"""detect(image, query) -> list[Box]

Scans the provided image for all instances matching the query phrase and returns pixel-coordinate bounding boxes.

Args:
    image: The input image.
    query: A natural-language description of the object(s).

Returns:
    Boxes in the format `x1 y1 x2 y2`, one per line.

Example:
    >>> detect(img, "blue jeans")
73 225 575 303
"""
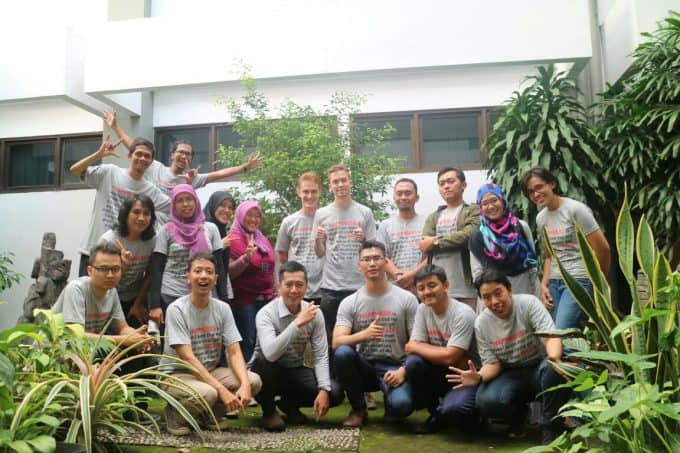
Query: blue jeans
334 345 414 418
475 359 570 427
404 354 477 421
548 278 593 329
232 298 267 362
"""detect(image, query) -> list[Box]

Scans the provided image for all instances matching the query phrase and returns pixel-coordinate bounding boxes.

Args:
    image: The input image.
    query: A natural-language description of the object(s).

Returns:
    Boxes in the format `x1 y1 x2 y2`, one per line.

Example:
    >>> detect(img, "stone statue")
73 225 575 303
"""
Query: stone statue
17 233 71 324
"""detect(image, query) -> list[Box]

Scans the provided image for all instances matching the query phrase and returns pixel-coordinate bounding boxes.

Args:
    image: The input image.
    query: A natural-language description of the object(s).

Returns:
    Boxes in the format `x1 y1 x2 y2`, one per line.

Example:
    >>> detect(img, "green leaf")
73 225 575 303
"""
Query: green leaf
26 436 56 453
8 440 32 453
636 216 656 284
547 128 558 151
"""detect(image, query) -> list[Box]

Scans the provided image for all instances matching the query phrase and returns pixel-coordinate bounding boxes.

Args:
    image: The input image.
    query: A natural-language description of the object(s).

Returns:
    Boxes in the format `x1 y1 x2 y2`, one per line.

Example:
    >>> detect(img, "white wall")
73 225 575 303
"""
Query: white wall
598 0 677 84
0 99 102 138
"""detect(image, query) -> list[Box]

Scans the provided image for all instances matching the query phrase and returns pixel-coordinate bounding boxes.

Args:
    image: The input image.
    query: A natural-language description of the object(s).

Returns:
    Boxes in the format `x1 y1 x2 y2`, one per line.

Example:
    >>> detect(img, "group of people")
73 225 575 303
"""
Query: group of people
51 110 611 445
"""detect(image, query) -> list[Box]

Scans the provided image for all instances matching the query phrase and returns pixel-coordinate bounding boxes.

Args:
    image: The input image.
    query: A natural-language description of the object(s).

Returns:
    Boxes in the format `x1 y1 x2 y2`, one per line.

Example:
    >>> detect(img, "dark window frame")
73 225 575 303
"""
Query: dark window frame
0 132 102 193
353 107 499 172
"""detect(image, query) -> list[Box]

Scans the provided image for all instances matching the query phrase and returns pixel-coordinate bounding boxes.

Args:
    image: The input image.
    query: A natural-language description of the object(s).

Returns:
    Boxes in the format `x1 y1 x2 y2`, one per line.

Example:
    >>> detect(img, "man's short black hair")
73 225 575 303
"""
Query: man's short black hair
278 260 308 282
414 264 448 285
187 252 215 272
359 240 386 256
436 166 466 183
129 137 155 158
89 241 122 265
394 177 418 193
474 269 512 296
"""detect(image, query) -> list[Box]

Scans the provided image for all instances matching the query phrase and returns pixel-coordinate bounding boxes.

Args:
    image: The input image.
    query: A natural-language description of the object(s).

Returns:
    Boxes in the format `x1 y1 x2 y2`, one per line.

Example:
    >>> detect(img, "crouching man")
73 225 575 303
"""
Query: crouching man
404 264 479 434
332 240 418 427
249 261 344 431
448 269 571 443
160 252 262 436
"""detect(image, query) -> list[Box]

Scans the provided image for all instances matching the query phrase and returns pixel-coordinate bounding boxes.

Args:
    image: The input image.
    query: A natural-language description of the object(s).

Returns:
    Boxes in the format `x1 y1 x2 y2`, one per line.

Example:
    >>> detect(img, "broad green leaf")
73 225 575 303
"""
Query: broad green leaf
617 189 636 285
569 350 656 366
26 436 56 453
0 352 14 390
8 440 32 453
636 216 656 289
547 128 558 151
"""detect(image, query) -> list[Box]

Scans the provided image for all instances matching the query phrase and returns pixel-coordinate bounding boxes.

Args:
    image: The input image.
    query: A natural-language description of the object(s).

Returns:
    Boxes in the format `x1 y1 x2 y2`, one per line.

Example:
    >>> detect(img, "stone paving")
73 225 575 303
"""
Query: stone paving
98 426 359 451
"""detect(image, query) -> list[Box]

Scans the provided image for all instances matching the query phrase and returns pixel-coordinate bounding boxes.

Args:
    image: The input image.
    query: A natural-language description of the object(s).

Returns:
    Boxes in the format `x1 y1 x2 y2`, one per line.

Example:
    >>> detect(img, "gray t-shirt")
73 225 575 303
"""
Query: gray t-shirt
161 295 241 372
336 284 418 364
154 222 223 298
52 276 125 334
145 160 209 195
251 297 331 391
433 206 476 299
275 211 324 298
475 294 555 368
537 197 600 280
80 164 170 254
99 230 156 301
312 201 376 291
410 299 479 365
470 219 539 297
377 214 425 273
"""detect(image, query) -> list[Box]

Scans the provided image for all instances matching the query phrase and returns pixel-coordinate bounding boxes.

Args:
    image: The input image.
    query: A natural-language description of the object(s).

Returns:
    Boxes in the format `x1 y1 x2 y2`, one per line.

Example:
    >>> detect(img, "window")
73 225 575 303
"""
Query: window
354 108 498 171
1 134 101 191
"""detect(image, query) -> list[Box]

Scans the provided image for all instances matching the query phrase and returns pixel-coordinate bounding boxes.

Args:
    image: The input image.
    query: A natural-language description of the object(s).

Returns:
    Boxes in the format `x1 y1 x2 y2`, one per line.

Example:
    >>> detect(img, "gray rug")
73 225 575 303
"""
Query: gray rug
98 426 359 451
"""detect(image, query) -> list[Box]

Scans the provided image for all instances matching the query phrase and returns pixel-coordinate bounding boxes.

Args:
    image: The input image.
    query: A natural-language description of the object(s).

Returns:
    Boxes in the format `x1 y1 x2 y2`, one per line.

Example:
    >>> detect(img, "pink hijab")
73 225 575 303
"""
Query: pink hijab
231 200 270 253
165 184 210 257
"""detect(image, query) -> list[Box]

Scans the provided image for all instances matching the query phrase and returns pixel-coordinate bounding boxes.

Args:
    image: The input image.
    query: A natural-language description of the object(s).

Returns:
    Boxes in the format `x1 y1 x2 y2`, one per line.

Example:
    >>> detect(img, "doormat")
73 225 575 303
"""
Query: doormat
98 426 360 451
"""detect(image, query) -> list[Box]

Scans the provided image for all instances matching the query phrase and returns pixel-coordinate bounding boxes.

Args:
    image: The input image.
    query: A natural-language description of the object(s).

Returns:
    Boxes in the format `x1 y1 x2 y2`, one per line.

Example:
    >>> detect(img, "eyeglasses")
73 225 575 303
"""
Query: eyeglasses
526 183 546 195
92 265 122 275
175 150 193 157
359 255 385 263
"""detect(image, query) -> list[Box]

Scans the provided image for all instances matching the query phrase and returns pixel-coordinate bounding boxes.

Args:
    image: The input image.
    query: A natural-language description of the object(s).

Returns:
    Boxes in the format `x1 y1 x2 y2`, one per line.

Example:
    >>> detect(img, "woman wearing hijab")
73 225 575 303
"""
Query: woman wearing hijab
469 183 539 297
148 184 229 327
204 190 237 299
229 200 276 362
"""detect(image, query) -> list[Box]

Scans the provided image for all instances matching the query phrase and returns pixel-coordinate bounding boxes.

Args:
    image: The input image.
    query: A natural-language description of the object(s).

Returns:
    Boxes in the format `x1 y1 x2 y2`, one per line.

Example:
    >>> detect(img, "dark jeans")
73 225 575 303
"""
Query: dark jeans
475 359 570 427
232 298 267 362
249 356 344 416
404 354 477 421
548 278 593 329
320 288 355 370
333 345 414 418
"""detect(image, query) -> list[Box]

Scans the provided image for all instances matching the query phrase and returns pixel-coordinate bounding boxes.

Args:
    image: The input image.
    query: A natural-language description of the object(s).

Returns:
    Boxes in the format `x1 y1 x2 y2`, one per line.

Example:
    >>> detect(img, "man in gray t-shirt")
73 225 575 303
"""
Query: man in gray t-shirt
249 261 344 432
378 178 426 291
447 269 571 441
332 240 417 427
276 172 324 301
52 242 153 347
312 164 377 352
161 252 262 436
404 265 479 434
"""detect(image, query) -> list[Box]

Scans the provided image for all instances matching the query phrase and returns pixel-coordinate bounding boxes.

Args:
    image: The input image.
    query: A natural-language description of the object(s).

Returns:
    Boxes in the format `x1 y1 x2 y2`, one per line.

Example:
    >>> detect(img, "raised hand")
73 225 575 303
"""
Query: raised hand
114 239 133 267
315 224 326 242
295 303 318 328
446 360 481 389
97 134 122 159
222 232 234 248
245 234 257 259
350 225 364 242
102 109 117 129
363 315 384 341
245 151 264 171
176 166 201 185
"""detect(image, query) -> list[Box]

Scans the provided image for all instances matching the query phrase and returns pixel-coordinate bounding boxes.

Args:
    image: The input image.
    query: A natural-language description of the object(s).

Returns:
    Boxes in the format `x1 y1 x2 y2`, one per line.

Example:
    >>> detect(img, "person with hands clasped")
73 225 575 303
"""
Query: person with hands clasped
332 240 418 428
446 269 571 444
249 261 344 432
160 253 262 436
102 109 263 195
229 200 276 362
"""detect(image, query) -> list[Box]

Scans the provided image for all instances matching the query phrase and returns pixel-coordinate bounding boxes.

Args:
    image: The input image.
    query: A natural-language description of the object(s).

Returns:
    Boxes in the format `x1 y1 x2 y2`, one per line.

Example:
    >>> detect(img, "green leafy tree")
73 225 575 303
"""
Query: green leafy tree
216 76 399 238
484 65 612 229
594 11 680 259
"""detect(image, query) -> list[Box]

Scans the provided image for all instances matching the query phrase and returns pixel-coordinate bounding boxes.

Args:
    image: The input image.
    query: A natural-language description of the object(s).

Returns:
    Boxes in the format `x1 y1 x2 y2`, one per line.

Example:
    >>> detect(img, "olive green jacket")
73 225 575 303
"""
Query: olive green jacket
422 202 481 286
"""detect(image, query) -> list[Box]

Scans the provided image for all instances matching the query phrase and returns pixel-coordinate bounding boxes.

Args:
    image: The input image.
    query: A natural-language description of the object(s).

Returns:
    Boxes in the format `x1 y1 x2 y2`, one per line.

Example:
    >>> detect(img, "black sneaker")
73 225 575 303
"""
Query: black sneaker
415 413 444 435
507 405 529 439
282 407 309 425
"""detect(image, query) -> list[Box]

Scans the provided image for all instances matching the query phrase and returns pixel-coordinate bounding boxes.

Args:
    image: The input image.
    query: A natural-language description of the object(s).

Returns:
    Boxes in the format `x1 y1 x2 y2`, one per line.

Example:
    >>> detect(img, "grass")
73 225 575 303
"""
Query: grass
113 394 540 452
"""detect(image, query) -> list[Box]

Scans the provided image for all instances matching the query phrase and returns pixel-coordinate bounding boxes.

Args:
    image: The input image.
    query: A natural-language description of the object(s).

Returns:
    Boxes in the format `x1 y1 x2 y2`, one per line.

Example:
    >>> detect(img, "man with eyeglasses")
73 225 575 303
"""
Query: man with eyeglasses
332 240 418 427
52 242 153 347
420 167 481 311
103 110 263 195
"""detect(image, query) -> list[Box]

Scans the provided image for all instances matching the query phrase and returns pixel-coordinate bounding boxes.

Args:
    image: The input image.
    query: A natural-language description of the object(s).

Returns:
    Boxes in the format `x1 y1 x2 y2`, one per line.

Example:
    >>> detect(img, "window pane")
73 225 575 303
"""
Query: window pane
216 125 257 169
8 142 55 187
488 110 502 134
62 137 101 185
422 113 480 166
356 118 412 167
157 128 210 171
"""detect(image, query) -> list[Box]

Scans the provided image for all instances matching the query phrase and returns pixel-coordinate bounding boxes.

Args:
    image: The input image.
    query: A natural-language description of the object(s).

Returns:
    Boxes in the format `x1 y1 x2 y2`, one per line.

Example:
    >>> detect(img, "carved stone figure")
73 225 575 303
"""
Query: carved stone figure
17 233 71 324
